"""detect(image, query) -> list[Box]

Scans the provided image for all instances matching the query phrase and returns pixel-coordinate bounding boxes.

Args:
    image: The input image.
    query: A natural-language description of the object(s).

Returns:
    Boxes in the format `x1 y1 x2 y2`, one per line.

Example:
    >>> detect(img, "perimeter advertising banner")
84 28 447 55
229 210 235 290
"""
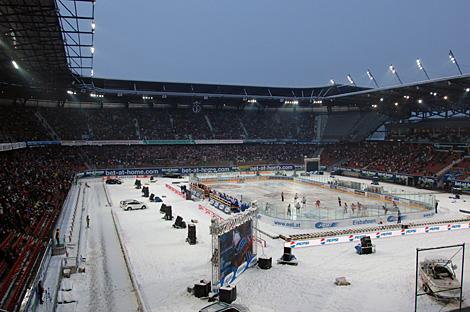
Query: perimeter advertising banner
80 164 298 177
218 220 256 286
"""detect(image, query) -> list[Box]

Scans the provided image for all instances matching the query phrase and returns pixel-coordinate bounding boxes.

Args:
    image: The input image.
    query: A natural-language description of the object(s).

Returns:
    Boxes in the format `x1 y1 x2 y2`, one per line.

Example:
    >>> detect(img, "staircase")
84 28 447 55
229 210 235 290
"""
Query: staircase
133 118 141 139
240 120 249 138
315 114 328 141
34 111 60 140
204 115 215 138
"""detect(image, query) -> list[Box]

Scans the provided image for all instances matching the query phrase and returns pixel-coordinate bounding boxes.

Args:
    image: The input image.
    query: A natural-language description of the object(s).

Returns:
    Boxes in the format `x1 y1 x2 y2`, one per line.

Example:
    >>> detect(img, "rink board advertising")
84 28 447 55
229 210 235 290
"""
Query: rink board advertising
80 164 297 177
218 220 256 286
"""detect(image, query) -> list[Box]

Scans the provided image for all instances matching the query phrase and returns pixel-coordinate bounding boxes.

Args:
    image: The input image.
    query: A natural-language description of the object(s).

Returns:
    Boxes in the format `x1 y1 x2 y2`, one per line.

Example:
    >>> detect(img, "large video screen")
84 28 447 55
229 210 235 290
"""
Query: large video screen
218 220 255 286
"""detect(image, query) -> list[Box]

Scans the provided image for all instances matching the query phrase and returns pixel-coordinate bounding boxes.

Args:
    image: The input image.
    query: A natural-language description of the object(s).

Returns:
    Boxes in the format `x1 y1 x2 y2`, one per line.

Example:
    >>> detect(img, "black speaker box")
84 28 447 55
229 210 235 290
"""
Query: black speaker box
219 285 237 304
187 223 196 244
164 205 173 220
194 280 211 298
258 257 272 270
283 247 292 255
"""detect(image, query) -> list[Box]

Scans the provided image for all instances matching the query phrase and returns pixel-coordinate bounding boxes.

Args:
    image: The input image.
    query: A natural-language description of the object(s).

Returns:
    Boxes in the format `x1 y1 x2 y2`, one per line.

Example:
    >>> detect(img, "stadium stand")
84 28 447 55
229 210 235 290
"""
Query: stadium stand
386 117 470 143
320 141 463 177
321 112 387 142
0 107 50 143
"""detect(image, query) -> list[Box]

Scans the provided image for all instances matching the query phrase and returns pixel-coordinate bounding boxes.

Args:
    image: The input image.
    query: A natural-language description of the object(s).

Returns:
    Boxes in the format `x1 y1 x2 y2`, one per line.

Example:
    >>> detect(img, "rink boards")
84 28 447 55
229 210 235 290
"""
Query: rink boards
285 221 470 249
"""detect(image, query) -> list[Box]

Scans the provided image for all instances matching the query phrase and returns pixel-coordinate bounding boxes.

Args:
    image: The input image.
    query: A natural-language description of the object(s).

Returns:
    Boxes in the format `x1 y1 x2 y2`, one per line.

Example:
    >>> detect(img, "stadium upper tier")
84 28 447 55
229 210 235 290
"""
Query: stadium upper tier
0 106 388 143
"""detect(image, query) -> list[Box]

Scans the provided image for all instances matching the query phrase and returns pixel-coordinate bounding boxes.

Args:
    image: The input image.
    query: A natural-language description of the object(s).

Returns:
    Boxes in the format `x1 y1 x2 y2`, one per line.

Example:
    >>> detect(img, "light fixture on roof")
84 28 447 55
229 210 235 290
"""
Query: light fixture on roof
285 99 299 105
394 102 398 106
418 99 423 104
91 21 96 31
346 74 356 86
389 64 403 84
142 95 153 100
66 90 76 95
466 88 470 92
366 69 379 88
371 104 378 108
416 58 430 80
247 99 257 104
90 46 95 54
380 97 384 102
91 69 94 77
448 49 463 75
329 79 335 85
312 99 322 104
403 95 410 99
11 60 19 69
443 96 448 100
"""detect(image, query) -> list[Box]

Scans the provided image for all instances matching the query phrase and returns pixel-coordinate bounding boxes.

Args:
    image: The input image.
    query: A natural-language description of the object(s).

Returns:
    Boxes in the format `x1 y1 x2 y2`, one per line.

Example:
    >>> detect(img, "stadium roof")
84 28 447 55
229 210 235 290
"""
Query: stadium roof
0 0 468 118
324 74 470 116
0 0 94 88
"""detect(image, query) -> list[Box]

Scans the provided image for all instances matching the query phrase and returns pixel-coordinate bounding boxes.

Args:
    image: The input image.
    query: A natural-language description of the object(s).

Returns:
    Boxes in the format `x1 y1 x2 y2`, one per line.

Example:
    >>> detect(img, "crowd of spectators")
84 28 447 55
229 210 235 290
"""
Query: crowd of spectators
0 147 85 310
0 107 49 142
1 106 317 142
320 141 462 177
81 144 316 168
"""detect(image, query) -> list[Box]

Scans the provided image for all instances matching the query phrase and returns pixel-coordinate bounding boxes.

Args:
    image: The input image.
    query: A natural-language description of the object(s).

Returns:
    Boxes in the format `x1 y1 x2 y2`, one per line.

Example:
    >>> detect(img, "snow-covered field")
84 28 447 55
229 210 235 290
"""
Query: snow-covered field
102 176 470 312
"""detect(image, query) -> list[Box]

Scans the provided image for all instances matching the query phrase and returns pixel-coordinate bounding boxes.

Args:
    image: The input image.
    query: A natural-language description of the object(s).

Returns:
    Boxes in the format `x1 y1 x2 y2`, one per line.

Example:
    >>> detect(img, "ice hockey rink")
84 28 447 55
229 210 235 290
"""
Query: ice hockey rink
51 173 470 312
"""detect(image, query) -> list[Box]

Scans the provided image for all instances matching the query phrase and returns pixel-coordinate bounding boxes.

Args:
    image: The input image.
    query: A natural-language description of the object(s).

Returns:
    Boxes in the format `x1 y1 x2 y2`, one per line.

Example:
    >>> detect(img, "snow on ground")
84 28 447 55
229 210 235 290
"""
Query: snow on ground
57 181 139 312
107 176 470 312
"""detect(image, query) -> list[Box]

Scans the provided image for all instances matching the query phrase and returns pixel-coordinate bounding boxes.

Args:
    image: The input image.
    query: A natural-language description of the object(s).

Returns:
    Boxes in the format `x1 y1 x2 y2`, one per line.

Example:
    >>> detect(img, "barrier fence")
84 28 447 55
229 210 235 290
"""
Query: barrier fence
286 221 470 249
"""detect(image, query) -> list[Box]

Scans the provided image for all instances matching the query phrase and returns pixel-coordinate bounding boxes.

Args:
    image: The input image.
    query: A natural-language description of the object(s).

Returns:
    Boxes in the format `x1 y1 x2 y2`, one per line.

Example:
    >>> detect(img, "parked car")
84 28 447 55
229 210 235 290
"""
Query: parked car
106 178 122 184
199 302 246 312
120 199 147 211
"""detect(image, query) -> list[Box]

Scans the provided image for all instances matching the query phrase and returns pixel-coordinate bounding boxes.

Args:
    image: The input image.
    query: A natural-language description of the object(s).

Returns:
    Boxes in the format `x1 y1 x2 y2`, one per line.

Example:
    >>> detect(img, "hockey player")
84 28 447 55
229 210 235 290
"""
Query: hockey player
315 199 321 209
295 200 301 214
301 196 307 209
294 193 298 201
351 203 356 214
338 196 342 207
287 204 292 217
343 202 348 214
281 192 284 202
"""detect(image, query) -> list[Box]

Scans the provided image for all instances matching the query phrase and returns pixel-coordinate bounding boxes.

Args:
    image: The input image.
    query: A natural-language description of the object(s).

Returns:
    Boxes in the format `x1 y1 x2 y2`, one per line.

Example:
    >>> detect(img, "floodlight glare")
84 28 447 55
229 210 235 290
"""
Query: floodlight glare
416 58 423 70
346 74 355 86
389 65 396 74
449 49 463 75
466 88 470 92
11 60 19 69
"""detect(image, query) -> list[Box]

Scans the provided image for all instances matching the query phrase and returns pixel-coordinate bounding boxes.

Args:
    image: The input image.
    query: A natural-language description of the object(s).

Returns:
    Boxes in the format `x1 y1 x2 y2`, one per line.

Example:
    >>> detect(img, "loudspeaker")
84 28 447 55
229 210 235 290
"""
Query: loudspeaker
283 247 292 255
194 280 211 298
219 285 237 304
160 203 166 213
258 257 272 270
164 205 173 220
187 224 196 245
173 216 186 229
149 193 155 201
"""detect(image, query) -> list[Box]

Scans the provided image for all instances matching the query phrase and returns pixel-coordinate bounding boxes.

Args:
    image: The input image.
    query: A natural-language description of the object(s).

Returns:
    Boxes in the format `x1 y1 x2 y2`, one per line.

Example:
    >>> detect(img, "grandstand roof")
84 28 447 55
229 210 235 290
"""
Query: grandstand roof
324 74 470 116
0 0 94 88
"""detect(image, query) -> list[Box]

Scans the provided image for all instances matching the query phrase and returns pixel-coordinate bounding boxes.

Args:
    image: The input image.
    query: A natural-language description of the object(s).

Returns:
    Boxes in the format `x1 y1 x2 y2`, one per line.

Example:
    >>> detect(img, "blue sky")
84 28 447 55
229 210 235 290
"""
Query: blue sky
93 0 470 87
